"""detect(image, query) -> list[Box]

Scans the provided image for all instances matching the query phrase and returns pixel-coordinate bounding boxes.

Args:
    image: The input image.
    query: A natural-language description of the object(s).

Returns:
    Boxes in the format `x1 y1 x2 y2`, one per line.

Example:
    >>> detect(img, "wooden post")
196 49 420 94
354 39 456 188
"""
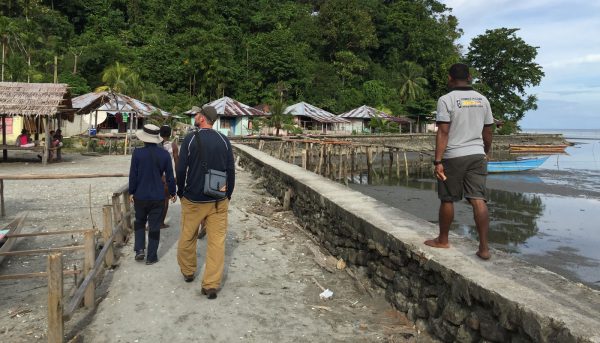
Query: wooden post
388 148 394 181
301 149 307 169
396 149 401 178
338 146 343 181
43 116 50 165
277 142 284 159
258 140 264 151
350 147 355 183
283 188 292 210
305 143 310 170
122 191 132 237
404 150 409 178
380 147 385 171
112 195 124 244
316 144 324 174
102 205 114 267
47 253 63 343
83 230 95 309
366 146 372 184
1 179 4 217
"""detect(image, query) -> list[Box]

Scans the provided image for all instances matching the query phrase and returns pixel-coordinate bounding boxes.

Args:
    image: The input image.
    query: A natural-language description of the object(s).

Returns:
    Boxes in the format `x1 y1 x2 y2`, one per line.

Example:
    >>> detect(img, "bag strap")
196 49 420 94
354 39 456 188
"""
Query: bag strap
193 130 208 172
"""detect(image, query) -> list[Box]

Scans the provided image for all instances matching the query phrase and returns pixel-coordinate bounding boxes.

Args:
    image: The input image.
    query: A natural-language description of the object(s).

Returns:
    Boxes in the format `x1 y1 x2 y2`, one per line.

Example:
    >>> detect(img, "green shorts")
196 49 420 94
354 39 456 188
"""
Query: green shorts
437 154 488 202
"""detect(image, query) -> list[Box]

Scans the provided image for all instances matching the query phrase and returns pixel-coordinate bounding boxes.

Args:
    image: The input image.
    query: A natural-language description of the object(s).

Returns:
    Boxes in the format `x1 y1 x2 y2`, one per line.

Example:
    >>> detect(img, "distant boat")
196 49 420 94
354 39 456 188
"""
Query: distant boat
509 144 568 153
487 156 549 173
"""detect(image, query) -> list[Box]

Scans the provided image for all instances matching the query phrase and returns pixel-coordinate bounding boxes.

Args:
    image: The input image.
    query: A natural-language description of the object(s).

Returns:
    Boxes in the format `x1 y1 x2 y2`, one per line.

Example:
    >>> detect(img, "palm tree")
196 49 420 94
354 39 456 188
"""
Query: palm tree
398 61 428 103
95 62 137 94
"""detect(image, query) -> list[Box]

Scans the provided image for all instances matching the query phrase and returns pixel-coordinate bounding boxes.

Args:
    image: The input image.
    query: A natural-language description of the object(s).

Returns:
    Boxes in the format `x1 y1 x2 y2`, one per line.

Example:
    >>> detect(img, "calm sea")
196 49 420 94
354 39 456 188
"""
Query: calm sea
352 129 600 289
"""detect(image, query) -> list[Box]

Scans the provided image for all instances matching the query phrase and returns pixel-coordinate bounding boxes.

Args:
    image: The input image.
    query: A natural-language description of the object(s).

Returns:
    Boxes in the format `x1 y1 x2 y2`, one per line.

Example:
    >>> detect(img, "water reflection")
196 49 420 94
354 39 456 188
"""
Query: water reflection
348 167 600 288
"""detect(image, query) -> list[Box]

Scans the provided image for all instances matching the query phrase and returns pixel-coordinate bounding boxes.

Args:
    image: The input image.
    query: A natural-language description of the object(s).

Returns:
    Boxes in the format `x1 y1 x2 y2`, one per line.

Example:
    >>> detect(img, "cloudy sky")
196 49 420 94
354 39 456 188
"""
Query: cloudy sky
440 0 600 129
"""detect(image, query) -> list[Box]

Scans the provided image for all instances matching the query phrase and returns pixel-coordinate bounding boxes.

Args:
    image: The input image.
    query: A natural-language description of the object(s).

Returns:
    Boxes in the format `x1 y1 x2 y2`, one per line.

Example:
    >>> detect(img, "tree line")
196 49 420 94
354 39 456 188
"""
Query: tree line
0 0 543 133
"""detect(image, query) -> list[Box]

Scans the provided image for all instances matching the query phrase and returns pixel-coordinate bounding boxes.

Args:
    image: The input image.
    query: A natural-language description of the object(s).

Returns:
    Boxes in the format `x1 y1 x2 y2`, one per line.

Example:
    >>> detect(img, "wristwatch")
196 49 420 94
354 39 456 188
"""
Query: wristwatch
433 160 443 166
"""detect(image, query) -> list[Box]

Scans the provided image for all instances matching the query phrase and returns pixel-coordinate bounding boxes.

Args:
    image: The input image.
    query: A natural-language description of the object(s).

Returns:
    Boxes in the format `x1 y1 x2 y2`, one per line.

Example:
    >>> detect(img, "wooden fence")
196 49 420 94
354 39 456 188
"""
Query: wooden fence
0 184 133 343
257 139 432 185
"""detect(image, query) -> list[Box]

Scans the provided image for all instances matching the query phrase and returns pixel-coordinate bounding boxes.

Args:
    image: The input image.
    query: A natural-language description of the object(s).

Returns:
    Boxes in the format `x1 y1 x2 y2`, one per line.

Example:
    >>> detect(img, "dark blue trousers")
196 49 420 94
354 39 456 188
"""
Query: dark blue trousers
133 199 164 261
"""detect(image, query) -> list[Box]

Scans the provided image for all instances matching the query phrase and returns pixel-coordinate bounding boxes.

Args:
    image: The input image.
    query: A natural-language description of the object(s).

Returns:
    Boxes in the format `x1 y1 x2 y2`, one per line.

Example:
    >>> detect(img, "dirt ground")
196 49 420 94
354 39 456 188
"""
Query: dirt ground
0 150 436 343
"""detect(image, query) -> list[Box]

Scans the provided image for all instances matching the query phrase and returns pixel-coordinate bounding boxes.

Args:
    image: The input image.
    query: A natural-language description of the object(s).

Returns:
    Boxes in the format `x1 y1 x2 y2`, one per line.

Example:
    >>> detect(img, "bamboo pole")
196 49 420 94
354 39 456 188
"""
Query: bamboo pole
102 205 114 267
83 230 95 309
47 253 63 343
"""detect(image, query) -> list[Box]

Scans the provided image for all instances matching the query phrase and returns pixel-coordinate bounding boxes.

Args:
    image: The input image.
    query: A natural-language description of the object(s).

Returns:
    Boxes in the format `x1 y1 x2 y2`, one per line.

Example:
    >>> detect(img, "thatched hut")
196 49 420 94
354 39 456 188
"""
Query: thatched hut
0 82 73 164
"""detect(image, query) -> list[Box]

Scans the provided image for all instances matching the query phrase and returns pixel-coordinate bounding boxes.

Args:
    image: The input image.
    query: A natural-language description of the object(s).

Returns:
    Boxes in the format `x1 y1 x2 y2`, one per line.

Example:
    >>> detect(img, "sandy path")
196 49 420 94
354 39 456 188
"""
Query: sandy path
0 151 434 342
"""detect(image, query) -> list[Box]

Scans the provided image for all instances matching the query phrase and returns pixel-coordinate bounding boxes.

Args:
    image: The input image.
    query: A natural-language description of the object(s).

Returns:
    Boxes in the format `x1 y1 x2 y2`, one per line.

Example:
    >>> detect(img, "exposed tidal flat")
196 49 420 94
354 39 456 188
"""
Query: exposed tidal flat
350 130 600 290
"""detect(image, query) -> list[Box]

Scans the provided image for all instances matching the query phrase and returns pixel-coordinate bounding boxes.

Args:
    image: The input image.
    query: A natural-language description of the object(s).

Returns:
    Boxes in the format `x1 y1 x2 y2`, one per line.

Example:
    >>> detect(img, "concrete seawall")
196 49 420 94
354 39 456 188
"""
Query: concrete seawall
234 143 600 343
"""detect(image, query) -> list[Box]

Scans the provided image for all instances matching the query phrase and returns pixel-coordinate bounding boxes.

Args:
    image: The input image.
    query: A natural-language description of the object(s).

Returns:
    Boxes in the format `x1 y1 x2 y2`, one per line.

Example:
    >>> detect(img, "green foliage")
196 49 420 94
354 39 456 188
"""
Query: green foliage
0 0 541 130
467 28 544 131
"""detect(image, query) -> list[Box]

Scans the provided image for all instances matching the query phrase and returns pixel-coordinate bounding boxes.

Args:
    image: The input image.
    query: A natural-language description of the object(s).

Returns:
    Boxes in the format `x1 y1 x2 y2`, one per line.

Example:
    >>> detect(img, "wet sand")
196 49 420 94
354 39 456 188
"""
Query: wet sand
350 167 600 290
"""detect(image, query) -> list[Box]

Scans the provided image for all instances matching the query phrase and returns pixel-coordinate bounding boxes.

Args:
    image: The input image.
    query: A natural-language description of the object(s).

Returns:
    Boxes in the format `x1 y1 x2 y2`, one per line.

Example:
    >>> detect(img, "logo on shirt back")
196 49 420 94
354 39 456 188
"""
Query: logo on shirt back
456 98 483 108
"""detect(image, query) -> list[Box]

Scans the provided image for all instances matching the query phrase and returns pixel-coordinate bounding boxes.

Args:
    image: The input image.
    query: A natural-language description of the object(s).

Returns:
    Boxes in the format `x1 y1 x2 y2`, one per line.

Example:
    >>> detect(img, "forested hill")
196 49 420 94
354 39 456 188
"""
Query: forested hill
2 0 541 129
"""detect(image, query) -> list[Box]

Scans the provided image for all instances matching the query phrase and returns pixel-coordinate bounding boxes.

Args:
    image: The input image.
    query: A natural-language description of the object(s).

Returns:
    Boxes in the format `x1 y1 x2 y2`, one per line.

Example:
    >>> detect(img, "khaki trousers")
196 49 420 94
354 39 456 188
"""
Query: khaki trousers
178 197 229 289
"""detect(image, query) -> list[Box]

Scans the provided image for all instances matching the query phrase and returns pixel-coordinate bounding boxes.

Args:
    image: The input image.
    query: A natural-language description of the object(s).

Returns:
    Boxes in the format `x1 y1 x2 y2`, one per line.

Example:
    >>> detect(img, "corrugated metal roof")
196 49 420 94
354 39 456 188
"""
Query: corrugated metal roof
72 91 169 116
339 105 413 124
339 105 387 119
202 96 268 117
285 102 349 123
0 82 72 117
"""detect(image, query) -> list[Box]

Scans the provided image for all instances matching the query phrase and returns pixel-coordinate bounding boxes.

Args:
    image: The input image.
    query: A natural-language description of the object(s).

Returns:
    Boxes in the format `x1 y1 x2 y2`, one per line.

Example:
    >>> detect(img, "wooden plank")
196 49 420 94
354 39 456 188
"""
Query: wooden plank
47 253 63 343
0 245 84 257
0 173 128 180
63 227 117 321
83 230 95 308
6 229 90 238
112 195 124 244
121 192 132 236
0 269 80 281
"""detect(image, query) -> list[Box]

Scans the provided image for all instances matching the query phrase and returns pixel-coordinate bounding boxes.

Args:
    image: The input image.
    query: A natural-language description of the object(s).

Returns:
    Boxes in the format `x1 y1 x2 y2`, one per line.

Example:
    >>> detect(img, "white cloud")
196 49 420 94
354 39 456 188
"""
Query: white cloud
544 54 600 69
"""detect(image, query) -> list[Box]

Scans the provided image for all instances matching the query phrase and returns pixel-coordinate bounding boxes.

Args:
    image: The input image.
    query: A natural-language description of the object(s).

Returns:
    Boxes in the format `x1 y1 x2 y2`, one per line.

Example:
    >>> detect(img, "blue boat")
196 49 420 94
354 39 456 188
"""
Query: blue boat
487 156 549 173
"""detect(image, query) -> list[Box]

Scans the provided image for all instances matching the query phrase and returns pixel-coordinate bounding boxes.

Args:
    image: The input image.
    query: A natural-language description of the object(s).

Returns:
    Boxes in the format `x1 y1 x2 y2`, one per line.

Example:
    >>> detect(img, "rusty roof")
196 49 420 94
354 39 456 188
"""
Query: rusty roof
202 96 268 117
339 105 414 124
285 102 349 123
72 91 169 116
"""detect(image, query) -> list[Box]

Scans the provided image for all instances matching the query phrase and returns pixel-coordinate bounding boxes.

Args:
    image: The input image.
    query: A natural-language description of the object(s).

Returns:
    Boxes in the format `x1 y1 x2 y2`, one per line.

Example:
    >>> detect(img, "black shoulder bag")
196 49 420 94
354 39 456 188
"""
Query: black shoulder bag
194 131 227 199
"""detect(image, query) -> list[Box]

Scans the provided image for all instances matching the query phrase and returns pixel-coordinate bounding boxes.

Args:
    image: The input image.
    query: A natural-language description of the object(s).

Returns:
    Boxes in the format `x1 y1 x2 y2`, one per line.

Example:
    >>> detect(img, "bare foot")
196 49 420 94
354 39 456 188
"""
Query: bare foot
476 250 491 260
424 238 450 248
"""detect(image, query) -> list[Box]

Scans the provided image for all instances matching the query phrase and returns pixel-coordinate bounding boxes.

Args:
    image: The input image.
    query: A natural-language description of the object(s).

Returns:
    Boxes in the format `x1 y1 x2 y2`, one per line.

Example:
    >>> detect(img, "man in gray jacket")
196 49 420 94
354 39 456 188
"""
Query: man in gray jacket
176 105 235 299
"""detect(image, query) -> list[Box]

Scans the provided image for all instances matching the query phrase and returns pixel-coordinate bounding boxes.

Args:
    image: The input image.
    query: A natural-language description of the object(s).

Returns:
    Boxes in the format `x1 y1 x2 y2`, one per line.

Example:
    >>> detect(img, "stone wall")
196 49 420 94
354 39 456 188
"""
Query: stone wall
234 143 600 343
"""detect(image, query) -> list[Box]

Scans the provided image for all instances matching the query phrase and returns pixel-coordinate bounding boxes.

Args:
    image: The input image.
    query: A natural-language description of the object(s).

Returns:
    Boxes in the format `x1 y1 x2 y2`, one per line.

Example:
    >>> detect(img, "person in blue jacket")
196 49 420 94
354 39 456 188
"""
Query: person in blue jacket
129 124 176 264
176 105 235 299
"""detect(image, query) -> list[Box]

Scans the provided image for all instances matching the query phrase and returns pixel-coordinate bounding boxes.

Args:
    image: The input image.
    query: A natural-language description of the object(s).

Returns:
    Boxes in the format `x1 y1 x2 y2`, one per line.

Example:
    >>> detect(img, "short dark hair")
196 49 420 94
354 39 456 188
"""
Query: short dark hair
449 63 470 80
159 125 171 138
